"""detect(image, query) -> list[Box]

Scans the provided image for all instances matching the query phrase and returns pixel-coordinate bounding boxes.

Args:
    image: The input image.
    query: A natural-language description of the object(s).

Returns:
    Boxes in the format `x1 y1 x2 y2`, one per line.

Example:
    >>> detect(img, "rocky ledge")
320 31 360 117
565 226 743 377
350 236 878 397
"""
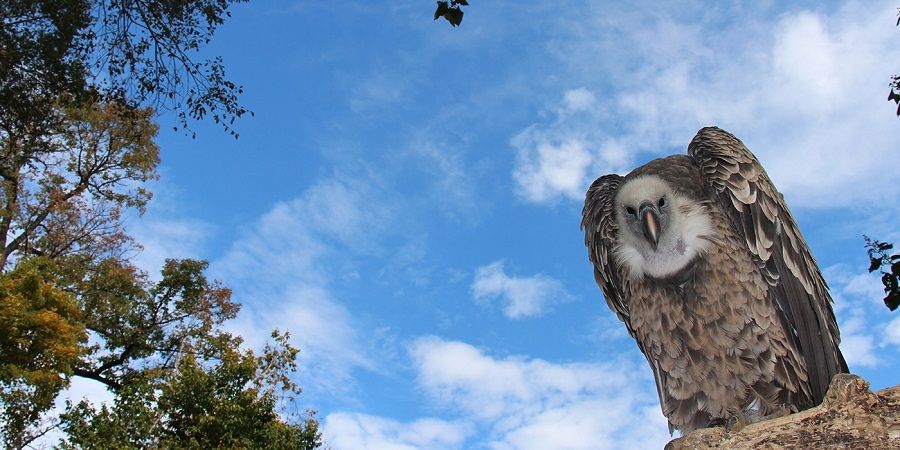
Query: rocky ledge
666 374 900 450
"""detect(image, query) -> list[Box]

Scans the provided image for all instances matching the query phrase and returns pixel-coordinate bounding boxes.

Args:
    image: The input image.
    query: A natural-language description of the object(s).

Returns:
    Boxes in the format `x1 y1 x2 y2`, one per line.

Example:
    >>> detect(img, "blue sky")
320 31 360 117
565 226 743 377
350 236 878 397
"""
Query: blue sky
62 1 900 448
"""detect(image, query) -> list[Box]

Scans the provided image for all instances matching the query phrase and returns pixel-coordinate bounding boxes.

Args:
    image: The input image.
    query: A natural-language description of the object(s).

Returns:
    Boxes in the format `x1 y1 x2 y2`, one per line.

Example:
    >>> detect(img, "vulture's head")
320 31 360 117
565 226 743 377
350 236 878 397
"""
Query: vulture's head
613 175 715 282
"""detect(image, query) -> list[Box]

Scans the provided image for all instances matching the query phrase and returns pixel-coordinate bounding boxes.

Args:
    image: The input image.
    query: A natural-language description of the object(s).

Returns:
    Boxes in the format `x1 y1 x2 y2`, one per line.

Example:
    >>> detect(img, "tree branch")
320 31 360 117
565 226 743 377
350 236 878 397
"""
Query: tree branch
3 182 88 261
72 367 122 390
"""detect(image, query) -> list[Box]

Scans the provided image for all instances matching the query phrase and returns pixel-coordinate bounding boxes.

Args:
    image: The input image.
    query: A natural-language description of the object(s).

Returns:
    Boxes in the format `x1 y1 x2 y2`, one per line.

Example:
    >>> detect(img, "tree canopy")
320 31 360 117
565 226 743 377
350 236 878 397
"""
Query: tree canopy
0 101 159 271
60 331 323 450
0 1 323 448
1 0 251 138
0 258 84 449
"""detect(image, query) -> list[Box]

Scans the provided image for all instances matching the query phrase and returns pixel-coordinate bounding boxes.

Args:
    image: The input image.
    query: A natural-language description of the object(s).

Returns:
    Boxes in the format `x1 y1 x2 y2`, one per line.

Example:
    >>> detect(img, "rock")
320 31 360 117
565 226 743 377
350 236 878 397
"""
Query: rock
666 374 900 450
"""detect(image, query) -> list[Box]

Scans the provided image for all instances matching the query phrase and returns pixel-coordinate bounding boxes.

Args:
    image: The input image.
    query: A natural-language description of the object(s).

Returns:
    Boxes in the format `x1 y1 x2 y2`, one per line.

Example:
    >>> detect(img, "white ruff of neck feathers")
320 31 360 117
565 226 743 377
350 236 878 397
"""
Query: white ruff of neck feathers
614 178 715 281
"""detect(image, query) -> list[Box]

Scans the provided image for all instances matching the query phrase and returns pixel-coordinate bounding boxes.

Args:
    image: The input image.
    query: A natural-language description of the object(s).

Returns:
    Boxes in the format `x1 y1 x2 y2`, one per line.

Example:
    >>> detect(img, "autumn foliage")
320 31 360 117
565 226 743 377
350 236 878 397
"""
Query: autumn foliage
0 1 321 448
0 259 85 449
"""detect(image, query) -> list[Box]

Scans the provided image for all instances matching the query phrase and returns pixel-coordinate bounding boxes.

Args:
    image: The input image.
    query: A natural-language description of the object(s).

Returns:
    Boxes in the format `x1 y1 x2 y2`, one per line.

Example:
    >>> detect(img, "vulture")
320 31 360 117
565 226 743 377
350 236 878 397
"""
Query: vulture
581 127 847 433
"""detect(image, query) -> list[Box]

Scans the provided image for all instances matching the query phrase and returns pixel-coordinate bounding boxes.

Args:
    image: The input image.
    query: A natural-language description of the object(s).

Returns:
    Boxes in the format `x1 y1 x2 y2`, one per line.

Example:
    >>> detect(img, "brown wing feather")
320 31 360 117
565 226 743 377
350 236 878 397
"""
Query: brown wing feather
582 175 628 322
687 126 848 404
582 174 676 431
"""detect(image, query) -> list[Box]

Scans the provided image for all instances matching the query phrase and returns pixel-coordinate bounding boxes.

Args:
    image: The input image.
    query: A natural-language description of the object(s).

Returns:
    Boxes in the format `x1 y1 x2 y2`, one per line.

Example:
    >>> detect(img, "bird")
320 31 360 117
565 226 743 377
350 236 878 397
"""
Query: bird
581 126 847 433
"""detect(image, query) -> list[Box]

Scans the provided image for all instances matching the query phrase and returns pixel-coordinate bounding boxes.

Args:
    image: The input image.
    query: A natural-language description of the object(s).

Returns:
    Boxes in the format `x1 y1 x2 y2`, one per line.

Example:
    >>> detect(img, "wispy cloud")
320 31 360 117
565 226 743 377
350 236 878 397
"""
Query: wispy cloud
408 336 671 449
472 260 568 319
825 263 896 369
561 88 597 114
228 284 372 393
349 67 413 115
36 377 118 446
838 317 880 368
211 176 393 395
323 412 471 450
405 138 485 223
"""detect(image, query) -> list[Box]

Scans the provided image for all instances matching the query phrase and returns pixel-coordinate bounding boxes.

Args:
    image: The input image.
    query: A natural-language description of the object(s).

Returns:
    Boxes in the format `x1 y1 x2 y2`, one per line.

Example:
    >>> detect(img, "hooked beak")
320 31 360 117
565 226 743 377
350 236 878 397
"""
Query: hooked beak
639 201 660 250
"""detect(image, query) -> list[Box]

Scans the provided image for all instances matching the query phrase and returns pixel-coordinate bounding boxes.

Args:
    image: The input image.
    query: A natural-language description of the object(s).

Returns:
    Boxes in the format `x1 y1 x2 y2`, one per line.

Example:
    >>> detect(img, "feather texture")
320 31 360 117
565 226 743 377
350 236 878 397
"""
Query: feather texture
688 127 847 402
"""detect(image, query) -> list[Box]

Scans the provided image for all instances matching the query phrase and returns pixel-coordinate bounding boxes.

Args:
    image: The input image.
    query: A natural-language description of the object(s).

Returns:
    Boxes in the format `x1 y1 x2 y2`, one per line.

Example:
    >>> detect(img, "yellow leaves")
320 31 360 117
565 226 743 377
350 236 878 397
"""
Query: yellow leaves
0 258 86 390
0 98 163 270
61 101 161 209
0 258 88 446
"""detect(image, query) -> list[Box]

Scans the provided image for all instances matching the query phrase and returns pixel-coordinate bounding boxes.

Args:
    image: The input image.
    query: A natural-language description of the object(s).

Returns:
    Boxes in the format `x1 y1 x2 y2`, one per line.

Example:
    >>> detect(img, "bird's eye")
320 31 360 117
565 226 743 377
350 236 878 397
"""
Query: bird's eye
625 206 636 216
658 197 666 207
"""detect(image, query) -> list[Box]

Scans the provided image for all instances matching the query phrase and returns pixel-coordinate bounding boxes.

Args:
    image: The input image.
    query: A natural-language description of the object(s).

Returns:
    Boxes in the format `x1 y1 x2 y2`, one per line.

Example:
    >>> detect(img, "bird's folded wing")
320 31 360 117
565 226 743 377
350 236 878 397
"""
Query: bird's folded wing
688 126 847 402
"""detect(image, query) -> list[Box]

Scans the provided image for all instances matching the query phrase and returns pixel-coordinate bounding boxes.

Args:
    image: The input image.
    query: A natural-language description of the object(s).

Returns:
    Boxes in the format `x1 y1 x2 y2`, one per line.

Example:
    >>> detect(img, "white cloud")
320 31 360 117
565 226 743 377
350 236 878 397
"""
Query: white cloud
562 88 597 113
408 336 671 450
472 261 567 319
516 1 900 208
491 402 671 450
130 217 212 278
842 271 886 306
512 131 593 203
58 377 114 409
885 316 900 346
839 332 879 368
323 413 471 450
229 284 373 394
349 68 412 115
837 312 880 368
511 86 636 204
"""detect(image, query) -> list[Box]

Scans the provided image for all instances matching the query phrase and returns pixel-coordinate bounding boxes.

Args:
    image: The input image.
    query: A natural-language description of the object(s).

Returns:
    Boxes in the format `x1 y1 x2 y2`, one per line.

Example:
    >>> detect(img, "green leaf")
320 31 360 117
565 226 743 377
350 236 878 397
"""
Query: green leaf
869 258 882 273
887 293 900 311
445 7 464 26
434 1 449 20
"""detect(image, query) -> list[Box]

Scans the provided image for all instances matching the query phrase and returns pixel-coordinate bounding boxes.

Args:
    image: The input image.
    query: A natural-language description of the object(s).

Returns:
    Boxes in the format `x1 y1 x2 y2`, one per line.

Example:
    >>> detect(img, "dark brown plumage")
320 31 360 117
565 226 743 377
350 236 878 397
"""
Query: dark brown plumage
582 127 847 433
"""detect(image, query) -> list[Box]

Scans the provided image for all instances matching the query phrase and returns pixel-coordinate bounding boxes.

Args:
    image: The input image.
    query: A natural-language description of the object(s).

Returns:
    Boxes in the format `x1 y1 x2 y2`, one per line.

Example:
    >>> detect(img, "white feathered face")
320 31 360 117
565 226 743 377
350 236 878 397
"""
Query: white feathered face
613 175 714 281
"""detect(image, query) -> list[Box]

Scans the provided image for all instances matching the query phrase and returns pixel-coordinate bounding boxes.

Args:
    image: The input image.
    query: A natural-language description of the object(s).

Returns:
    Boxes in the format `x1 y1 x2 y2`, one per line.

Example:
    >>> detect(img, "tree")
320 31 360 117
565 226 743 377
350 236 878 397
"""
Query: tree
60 331 323 450
1 3 324 445
0 0 251 138
0 147 322 443
0 102 324 444
1 253 324 448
